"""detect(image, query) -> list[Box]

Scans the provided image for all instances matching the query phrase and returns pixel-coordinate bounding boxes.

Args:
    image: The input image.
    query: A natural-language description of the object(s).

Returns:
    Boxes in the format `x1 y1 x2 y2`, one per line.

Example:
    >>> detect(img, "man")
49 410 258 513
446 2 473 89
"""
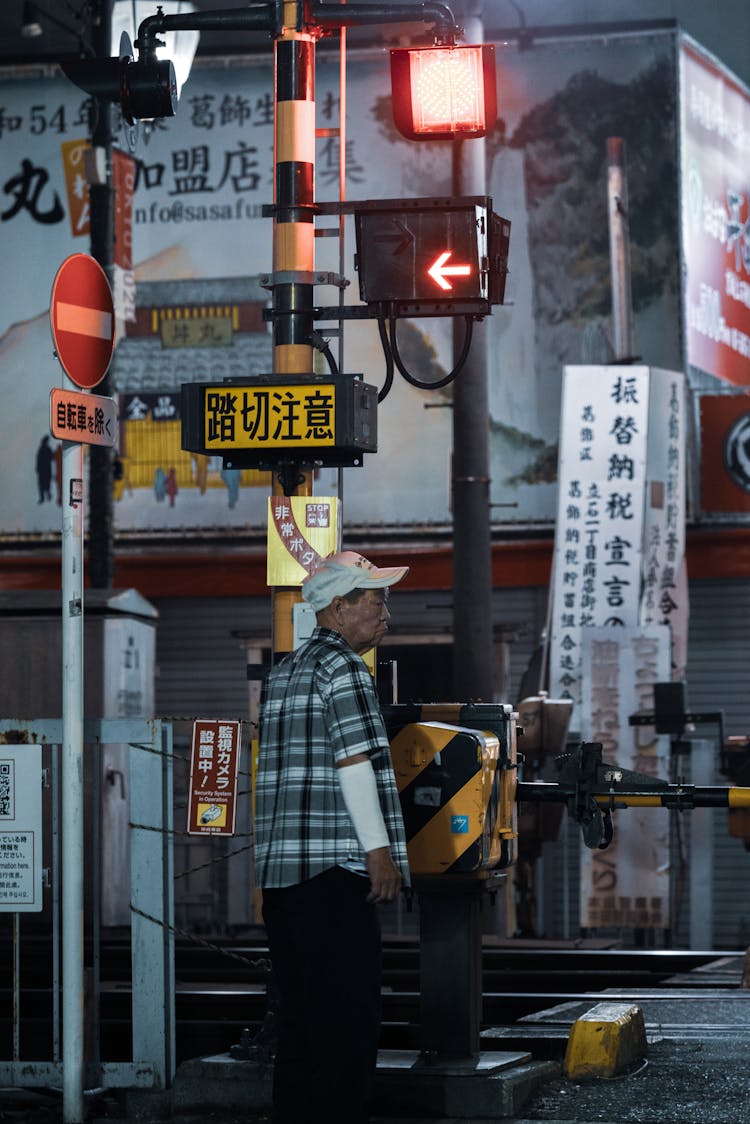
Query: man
254 550 410 1124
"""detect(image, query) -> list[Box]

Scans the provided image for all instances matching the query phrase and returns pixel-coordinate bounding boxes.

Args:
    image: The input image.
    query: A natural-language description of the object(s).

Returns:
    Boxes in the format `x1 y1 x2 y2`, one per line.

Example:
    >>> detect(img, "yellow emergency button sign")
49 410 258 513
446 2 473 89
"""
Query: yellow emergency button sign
203 383 336 451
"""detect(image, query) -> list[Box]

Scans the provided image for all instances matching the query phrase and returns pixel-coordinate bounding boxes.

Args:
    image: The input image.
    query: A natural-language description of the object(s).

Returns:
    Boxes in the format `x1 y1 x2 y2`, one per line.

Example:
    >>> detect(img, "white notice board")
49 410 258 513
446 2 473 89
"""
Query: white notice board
0 745 43 912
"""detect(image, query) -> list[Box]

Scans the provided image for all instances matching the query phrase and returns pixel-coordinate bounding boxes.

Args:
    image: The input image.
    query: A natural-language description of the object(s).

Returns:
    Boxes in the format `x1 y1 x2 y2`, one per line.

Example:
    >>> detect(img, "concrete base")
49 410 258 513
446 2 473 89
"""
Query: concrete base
120 1087 174 1121
167 1048 559 1121
374 1050 560 1120
172 1054 273 1114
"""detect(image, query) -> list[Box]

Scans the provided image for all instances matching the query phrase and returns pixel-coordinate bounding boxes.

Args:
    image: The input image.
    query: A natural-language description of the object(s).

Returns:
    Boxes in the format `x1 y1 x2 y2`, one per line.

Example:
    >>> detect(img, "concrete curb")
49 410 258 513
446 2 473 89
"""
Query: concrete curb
161 1050 560 1120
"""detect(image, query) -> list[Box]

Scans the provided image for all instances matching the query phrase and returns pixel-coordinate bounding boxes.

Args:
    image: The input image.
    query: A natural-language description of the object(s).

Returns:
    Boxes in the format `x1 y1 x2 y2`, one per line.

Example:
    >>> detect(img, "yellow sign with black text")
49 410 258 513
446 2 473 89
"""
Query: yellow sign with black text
180 376 378 469
203 383 336 451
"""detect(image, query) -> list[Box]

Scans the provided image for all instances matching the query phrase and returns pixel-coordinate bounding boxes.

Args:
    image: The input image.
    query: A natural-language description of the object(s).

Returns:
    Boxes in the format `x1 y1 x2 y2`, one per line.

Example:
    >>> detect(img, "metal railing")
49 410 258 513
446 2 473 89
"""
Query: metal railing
0 718 175 1092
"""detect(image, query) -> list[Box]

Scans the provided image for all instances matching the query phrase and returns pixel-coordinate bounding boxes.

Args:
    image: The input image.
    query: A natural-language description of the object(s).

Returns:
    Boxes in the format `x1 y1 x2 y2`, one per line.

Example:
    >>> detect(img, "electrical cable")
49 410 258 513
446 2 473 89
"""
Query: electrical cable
376 315 395 402
310 330 339 375
388 313 473 390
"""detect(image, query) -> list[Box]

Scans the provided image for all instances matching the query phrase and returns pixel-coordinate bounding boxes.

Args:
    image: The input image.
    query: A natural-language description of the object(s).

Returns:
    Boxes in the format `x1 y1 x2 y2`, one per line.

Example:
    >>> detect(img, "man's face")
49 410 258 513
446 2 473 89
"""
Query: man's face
335 588 391 655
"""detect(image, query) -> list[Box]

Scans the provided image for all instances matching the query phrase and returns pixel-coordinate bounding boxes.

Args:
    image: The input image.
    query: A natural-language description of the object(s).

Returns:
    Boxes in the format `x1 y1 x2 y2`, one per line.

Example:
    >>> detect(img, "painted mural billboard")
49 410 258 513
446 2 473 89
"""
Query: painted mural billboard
680 39 750 387
0 29 734 540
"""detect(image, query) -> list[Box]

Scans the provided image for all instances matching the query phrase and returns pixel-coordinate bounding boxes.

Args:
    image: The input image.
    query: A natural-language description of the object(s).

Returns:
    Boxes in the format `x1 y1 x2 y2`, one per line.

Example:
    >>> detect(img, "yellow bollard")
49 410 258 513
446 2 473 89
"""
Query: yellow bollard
564 1002 647 1080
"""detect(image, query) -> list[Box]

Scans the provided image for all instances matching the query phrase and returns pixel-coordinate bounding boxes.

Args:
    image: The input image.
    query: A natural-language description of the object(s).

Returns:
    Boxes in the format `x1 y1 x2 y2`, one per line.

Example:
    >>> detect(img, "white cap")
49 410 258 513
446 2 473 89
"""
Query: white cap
301 550 409 612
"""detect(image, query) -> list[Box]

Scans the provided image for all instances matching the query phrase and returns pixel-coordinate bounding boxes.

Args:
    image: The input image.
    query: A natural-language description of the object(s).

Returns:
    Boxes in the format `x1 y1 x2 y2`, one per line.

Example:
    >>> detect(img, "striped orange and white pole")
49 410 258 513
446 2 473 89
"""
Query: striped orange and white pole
271 1 316 655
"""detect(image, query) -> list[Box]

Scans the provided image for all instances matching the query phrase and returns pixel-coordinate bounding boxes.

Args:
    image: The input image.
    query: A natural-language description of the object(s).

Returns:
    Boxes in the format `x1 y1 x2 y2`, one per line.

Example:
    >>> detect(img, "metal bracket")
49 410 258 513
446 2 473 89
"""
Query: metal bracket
263 194 490 219
259 271 350 289
276 461 310 496
263 302 490 323
629 709 724 747
263 304 377 322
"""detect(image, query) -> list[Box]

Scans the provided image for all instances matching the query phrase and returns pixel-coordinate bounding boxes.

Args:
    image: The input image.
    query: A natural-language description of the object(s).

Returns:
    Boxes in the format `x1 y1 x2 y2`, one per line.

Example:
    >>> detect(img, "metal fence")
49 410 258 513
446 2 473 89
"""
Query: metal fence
0 718 175 1092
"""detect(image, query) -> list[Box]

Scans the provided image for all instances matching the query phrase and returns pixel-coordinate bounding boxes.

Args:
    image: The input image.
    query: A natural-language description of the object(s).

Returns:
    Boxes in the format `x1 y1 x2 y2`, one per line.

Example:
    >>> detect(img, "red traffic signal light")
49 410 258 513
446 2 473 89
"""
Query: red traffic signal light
390 44 497 141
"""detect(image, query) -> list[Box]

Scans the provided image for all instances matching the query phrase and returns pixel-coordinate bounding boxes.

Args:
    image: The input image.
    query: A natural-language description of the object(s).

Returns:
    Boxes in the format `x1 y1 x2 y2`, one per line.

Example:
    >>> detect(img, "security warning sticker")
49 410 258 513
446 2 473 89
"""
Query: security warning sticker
187 720 242 836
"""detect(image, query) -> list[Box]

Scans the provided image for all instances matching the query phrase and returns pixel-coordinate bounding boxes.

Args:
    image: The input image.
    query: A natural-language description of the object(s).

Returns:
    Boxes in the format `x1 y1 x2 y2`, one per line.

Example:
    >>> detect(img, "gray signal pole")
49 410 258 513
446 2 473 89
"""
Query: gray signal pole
61 434 85 1122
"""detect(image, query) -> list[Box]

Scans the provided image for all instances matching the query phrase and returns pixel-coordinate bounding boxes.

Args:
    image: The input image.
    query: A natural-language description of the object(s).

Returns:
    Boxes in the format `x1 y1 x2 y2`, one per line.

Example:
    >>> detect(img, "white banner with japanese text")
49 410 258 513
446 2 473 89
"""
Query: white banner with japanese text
639 370 688 680
549 366 687 727
549 366 650 730
580 627 671 930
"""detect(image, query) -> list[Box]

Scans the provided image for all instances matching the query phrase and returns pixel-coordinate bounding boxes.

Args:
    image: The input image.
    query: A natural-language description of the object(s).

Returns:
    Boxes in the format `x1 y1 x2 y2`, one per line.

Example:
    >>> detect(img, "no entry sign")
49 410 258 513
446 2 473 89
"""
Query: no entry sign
50 254 115 389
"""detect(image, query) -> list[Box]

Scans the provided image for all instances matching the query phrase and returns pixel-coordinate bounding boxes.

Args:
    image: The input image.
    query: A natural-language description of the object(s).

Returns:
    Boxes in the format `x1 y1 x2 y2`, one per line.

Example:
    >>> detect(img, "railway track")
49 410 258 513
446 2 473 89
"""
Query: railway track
2 936 743 1065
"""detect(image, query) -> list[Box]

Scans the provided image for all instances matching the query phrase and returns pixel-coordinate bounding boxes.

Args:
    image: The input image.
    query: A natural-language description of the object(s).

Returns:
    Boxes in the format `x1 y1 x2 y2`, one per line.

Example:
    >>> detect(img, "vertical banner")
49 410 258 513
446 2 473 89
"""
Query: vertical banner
639 370 688 678
680 38 750 386
549 366 650 729
550 367 687 932
60 141 136 323
112 148 136 323
60 139 90 239
580 628 671 930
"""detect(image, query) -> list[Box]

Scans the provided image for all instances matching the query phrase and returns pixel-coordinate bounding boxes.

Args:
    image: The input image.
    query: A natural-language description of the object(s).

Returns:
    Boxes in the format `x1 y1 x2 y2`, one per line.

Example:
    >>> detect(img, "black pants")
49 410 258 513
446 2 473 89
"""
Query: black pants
262 866 382 1124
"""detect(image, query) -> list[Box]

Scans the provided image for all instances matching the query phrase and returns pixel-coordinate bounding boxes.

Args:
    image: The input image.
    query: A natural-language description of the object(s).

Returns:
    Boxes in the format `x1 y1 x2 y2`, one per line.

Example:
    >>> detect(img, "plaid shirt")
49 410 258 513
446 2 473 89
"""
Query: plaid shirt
254 628 410 889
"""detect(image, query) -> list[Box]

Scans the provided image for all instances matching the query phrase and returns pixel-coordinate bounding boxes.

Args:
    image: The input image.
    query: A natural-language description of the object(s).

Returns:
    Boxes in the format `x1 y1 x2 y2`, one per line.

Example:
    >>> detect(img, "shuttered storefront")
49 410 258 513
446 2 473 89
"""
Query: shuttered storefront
539 578 750 949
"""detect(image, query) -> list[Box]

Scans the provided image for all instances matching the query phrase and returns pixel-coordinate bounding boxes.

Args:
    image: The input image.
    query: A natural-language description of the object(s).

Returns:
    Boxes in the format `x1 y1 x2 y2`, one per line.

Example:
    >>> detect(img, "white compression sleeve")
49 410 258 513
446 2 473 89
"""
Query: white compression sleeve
336 758 390 853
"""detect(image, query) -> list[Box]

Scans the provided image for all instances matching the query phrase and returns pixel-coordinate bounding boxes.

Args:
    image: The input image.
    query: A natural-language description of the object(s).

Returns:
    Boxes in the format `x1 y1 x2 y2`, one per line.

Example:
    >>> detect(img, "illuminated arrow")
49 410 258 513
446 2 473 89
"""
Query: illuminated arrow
427 251 472 291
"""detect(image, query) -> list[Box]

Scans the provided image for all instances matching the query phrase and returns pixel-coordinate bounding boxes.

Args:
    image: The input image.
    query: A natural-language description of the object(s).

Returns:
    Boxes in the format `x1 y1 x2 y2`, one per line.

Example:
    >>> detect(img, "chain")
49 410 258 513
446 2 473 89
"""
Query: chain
129 903 270 970
131 738 254 780
174 841 254 879
129 820 253 840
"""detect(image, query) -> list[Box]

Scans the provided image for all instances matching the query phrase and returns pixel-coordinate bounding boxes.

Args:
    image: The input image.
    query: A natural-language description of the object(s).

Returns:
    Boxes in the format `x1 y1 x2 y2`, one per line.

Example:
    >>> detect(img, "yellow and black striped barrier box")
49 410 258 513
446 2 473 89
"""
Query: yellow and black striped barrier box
384 703 517 875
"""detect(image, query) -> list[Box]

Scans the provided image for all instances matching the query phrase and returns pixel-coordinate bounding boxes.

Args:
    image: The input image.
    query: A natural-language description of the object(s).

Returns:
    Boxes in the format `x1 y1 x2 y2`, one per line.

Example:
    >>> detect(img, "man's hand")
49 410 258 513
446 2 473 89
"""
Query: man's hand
365 846 402 904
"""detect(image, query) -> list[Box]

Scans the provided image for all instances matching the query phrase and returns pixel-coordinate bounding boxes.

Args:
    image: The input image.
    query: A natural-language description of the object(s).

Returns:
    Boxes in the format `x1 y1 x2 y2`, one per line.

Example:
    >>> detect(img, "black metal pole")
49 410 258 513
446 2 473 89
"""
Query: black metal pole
88 0 115 589
451 2 493 703
418 880 483 1057
429 0 491 1063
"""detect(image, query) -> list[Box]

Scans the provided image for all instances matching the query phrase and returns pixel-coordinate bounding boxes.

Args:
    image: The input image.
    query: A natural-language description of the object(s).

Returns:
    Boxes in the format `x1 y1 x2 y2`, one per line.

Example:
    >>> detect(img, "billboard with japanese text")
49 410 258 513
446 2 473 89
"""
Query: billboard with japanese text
680 39 750 385
0 32 706 538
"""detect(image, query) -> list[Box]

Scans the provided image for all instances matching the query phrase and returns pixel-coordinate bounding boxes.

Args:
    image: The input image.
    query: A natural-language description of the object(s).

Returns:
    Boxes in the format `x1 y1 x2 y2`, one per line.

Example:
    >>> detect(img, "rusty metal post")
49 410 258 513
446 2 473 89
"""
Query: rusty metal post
607 136 635 362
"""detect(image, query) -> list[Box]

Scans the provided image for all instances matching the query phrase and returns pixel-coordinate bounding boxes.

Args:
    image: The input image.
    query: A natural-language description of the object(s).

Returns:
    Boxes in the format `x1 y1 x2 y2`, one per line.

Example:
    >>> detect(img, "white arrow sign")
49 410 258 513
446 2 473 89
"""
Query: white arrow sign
427 250 473 291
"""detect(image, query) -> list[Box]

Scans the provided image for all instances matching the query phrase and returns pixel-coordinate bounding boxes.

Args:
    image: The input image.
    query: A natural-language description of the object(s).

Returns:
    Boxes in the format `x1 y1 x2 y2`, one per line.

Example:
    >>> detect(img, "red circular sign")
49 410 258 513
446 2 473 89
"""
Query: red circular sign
50 254 115 389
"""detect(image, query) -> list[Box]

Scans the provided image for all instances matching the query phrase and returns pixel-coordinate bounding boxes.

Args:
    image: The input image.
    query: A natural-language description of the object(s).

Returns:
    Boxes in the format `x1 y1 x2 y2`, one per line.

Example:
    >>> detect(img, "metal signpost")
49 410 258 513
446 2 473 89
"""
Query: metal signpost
49 253 116 1124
